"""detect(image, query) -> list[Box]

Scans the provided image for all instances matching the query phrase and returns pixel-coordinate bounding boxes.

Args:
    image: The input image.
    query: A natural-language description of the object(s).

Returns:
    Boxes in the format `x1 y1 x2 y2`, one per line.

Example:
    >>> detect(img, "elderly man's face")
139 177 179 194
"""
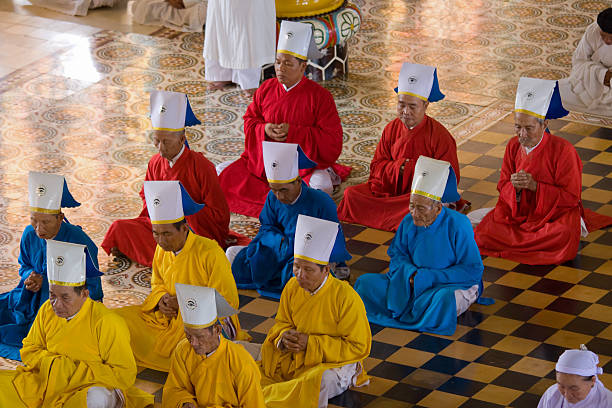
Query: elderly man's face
269 178 302 204
409 194 442 227
274 53 307 88
184 325 221 356
293 258 329 293
152 130 185 161
514 112 547 149
556 372 595 404
152 222 189 253
30 212 63 240
49 284 89 318
600 29 612 45
397 94 428 129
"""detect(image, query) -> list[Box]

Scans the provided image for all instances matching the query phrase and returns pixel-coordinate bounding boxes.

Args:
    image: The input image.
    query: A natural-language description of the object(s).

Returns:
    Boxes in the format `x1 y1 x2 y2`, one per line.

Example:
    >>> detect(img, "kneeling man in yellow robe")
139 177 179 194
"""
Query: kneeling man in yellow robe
115 180 246 372
162 283 265 407
259 214 372 408
0 240 153 408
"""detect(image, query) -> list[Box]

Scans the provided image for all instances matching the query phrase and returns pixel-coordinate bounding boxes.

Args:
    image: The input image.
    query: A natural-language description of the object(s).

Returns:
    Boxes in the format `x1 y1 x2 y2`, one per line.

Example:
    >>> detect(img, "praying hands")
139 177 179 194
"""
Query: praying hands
510 169 537 192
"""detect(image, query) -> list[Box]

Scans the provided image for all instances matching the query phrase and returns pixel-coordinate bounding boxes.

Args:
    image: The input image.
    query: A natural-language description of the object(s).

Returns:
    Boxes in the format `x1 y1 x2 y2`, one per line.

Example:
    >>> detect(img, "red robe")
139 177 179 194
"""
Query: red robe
338 116 461 231
218 77 351 217
102 148 243 267
475 132 612 265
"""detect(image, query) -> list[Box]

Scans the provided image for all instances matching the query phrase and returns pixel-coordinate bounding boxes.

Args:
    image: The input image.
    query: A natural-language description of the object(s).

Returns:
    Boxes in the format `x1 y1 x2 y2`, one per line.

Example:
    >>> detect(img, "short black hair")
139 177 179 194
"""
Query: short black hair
582 375 595 381
73 284 87 295
598 8 612 34
172 219 187 231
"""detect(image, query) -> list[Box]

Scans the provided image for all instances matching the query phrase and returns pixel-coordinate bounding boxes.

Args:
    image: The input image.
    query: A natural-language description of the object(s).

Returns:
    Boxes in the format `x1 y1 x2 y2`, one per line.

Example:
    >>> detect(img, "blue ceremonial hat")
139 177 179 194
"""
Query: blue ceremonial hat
442 166 460 203
85 247 104 278
515 77 569 120
394 63 445 103
61 180 80 208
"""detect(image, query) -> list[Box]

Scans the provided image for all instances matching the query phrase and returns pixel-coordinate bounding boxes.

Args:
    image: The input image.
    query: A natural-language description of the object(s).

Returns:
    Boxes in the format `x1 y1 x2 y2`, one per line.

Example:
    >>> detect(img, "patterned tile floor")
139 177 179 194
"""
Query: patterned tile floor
0 0 611 407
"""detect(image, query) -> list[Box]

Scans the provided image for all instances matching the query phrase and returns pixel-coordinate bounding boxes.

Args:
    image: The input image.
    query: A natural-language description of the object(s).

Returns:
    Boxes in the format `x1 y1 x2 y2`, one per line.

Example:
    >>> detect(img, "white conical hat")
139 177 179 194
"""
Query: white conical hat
47 240 86 286
175 283 237 328
515 77 555 119
144 181 184 224
263 142 300 183
277 20 321 60
294 214 338 265
398 63 436 101
150 90 188 131
411 156 452 202
28 172 64 214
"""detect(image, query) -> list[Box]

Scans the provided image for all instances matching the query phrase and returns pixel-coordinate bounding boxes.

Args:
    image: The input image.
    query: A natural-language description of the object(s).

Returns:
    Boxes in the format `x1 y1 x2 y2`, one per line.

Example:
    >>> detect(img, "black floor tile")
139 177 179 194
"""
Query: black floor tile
476 349 523 369
459 329 506 348
137 368 168 384
596 291 612 307
509 392 542 408
459 176 483 190
594 231 612 246
491 370 541 391
556 131 584 145
574 147 600 162
346 239 380 256
471 155 504 169
368 361 415 381
511 323 558 342
406 334 453 354
590 127 612 140
585 337 612 357
547 119 568 130
562 317 609 336
248 332 267 344
238 294 256 308
483 284 523 301
421 355 470 375
582 162 612 177
350 257 390 273
438 376 488 397
340 223 367 238
592 177 612 191
494 303 540 321
460 140 497 154
383 383 431 404
482 266 507 283
546 297 591 315
460 399 505 408
528 278 573 296
563 254 606 271
369 340 401 360
369 322 386 336
330 391 377 408
457 310 488 326
485 170 501 183
237 311 268 330
579 273 612 291
512 264 556 277
528 343 566 362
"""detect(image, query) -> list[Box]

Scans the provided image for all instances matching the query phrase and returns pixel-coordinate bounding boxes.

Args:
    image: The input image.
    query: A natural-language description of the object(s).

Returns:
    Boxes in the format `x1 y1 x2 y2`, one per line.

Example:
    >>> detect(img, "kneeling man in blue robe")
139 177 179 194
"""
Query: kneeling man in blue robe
225 141 351 299
0 172 103 360
355 156 490 335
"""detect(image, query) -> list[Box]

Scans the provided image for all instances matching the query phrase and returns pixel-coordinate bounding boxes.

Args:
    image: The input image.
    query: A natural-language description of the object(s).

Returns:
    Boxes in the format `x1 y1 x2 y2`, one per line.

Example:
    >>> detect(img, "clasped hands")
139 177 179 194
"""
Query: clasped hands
265 123 290 142
278 329 308 353
24 272 43 292
158 293 179 318
510 169 537 192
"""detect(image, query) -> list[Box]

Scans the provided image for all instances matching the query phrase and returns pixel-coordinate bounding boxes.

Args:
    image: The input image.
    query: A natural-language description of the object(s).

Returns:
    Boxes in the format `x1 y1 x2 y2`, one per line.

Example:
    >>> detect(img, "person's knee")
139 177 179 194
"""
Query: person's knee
225 245 246 265
87 387 116 408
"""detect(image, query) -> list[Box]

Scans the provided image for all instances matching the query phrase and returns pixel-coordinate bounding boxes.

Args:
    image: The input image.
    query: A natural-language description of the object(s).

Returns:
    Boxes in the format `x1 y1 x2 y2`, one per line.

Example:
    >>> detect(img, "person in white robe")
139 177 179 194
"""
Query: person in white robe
559 8 612 117
129 0 207 32
28 0 119 16
538 345 612 407
203 0 276 91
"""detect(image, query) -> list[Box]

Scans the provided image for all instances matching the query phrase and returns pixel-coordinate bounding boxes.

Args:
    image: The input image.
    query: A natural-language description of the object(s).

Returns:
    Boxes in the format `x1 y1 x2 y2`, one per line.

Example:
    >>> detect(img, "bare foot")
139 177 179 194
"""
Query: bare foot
208 81 232 91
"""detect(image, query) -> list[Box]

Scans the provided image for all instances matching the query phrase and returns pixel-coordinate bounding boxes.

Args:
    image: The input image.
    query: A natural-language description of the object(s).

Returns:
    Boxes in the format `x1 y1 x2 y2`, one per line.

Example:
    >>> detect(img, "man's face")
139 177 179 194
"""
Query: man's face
30 212 63 240
269 178 302 204
397 94 428 129
49 284 88 318
152 223 189 252
514 112 547 149
152 130 185 160
556 372 595 404
184 325 221 356
600 28 612 45
409 194 442 227
293 258 329 293
274 53 307 88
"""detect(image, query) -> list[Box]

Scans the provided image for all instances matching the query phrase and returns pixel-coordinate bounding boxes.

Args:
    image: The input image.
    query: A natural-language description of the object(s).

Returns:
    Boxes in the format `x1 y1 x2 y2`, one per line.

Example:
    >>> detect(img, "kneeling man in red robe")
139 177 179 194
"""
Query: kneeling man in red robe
102 91 235 267
338 62 466 231
217 20 351 217
474 77 612 265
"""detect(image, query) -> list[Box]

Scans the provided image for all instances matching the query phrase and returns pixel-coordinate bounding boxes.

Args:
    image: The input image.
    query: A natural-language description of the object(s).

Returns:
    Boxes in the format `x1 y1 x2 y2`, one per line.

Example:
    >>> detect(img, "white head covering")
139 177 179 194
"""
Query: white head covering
277 20 322 60
397 63 445 102
411 156 460 203
143 180 204 224
556 345 604 377
149 90 200 132
515 77 568 119
175 283 237 329
262 141 316 183
29 172 64 214
47 240 87 286
293 214 338 265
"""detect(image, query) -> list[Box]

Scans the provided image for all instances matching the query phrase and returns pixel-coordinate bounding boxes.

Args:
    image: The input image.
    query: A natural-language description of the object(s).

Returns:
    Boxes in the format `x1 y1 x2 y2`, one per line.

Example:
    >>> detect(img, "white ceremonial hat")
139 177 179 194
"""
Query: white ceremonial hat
262 141 317 183
149 90 201 132
144 180 204 224
175 283 237 329
556 345 604 377
47 240 87 287
515 77 568 119
411 156 460 203
28 171 80 214
397 63 445 102
294 214 338 265
277 20 322 61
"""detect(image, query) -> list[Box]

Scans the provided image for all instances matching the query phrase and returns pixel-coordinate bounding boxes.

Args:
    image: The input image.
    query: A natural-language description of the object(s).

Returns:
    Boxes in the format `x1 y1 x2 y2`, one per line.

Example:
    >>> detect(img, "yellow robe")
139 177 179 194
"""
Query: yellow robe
259 276 372 408
115 232 247 371
0 298 153 408
162 337 265 408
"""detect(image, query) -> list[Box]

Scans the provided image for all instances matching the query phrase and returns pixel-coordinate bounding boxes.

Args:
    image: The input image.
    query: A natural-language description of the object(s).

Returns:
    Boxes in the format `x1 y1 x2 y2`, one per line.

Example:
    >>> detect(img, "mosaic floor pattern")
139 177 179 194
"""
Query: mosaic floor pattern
0 0 611 407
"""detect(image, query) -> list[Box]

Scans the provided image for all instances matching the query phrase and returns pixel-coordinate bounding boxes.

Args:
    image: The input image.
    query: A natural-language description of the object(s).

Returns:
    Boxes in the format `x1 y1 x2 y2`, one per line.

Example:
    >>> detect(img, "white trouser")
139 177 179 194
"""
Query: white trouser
318 363 359 408
87 387 124 408
205 58 261 90
455 284 479 316
216 159 236 176
226 245 247 264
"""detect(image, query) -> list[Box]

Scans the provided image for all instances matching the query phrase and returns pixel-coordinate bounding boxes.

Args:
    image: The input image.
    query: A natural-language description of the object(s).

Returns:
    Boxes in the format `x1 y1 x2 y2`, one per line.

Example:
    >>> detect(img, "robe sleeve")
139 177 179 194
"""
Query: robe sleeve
137 163 152 218
202 246 240 310
412 216 484 299
368 123 407 196
193 155 230 234
286 88 343 170
235 354 266 408
304 288 370 367
385 218 418 314
17 228 37 279
255 194 287 251
19 304 54 368
571 25 609 93
242 87 268 174
261 282 296 376
493 141 520 222
162 342 198 408
66 312 137 391
141 246 168 313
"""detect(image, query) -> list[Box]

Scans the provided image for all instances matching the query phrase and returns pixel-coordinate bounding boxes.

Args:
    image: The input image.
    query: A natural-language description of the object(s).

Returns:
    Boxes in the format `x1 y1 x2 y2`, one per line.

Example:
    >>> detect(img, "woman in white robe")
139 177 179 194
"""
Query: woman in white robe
129 0 207 32
203 0 276 90
538 346 612 407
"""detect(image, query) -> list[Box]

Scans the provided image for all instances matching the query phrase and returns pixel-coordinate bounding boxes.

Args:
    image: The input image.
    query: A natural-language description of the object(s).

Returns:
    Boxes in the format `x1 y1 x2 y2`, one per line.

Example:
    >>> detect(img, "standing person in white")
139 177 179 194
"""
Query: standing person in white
204 0 276 91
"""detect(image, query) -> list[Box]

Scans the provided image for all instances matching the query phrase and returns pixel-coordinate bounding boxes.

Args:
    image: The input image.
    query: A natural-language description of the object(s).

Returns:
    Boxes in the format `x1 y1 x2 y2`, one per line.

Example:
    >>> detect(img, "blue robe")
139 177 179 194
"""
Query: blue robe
0 222 102 360
231 183 351 299
355 207 489 335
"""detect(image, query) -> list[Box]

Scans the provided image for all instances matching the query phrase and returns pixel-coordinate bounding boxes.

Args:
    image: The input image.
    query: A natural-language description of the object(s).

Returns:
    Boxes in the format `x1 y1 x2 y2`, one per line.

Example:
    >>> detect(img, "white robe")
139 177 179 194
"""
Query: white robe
28 0 119 16
203 0 275 70
129 0 207 32
538 380 612 407
559 22 612 117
